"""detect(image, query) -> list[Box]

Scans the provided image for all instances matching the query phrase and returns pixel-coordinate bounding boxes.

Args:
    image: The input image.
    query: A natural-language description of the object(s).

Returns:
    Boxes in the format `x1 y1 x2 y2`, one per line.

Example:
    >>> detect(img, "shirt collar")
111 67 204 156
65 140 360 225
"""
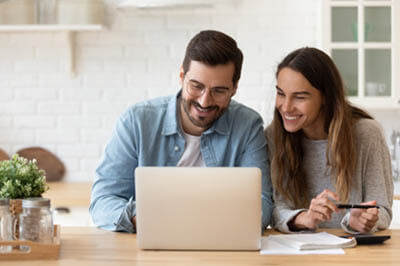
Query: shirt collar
161 90 230 136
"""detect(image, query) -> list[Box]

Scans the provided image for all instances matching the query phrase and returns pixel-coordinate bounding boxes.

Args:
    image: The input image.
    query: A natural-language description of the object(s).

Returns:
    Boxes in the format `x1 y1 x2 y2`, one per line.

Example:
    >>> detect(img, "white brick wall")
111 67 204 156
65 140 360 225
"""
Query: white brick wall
0 0 397 182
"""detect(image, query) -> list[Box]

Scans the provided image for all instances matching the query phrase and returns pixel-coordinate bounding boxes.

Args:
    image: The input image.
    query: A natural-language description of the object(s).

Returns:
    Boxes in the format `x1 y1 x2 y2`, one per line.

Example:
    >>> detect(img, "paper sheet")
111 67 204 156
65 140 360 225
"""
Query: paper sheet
260 237 345 255
266 232 355 250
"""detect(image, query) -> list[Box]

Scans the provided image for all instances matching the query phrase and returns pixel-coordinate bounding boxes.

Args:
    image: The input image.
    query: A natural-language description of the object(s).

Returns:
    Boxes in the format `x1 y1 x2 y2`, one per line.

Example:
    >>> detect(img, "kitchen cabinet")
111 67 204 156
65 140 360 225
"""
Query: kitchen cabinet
0 0 104 77
117 0 235 9
322 0 400 109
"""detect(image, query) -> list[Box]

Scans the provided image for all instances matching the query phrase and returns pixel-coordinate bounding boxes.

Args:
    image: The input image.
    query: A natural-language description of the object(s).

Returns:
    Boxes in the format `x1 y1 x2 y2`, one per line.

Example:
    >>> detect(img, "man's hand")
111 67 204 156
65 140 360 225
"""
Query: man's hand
132 216 136 230
348 200 379 233
290 189 340 230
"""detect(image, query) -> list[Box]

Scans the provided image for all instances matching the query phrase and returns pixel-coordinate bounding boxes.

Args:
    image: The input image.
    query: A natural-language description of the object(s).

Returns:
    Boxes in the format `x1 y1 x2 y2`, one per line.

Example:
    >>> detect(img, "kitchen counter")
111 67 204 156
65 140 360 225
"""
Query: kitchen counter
43 182 92 207
394 181 400 200
43 181 400 202
41 182 400 228
1 227 399 265
43 182 93 226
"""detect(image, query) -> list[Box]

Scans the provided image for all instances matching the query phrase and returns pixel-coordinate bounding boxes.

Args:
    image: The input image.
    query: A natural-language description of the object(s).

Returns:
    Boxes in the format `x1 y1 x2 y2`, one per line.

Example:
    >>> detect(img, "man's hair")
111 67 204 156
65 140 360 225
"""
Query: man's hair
182 30 243 85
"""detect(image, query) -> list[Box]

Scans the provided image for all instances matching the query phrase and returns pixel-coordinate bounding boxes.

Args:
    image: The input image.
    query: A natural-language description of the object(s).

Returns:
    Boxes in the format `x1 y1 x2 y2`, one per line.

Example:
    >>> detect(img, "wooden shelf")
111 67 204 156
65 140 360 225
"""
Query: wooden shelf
0 24 104 77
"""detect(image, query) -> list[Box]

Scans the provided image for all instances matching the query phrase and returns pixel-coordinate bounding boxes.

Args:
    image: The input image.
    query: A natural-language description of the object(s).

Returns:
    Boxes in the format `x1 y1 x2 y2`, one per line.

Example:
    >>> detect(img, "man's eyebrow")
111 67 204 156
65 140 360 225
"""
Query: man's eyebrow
189 79 230 90
211 86 230 90
189 79 204 86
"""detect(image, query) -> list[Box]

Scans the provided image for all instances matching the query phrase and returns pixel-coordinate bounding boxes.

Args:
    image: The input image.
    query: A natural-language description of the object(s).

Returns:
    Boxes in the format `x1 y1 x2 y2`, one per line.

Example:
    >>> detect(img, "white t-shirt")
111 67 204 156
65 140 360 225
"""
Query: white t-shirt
176 97 206 167
176 131 206 167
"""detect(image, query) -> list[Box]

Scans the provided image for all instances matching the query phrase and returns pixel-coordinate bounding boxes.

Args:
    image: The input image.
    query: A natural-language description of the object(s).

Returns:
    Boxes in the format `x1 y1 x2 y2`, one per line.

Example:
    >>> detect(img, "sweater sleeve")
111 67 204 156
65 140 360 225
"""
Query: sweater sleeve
272 191 310 233
341 120 393 233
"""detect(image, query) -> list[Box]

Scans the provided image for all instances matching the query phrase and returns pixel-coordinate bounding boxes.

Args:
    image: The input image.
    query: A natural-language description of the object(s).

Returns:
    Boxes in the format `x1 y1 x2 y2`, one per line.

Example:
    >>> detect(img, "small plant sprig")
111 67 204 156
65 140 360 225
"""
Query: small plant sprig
0 154 49 199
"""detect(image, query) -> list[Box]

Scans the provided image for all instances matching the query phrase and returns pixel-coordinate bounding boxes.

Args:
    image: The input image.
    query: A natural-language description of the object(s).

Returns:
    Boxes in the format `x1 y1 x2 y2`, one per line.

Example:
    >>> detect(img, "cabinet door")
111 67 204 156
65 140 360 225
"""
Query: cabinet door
324 0 400 108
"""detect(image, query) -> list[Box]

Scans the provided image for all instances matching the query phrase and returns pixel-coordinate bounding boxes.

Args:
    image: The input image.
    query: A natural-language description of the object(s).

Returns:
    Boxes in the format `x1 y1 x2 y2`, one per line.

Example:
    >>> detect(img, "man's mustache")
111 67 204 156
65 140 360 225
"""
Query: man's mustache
191 101 218 111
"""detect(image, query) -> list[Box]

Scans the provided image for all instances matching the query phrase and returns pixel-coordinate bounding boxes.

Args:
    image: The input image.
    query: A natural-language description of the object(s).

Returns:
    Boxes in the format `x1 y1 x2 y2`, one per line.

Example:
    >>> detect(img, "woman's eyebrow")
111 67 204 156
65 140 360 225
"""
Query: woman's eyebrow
275 86 311 95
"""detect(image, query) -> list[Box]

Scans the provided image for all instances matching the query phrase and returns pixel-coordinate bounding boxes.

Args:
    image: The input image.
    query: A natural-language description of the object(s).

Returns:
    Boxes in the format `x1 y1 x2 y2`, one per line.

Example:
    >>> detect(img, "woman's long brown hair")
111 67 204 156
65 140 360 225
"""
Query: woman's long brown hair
271 47 372 208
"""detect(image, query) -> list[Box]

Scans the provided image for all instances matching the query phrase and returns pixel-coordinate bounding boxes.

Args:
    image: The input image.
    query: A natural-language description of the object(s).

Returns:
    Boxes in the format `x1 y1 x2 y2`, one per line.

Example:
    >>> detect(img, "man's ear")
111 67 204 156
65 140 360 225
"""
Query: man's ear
231 83 238 97
179 66 185 88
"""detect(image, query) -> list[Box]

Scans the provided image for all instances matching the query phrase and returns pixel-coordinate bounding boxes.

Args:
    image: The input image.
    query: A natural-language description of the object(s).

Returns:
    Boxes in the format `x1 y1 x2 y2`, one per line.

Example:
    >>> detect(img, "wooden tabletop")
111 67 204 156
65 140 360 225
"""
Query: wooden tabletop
42 182 400 205
2 227 399 266
43 182 92 207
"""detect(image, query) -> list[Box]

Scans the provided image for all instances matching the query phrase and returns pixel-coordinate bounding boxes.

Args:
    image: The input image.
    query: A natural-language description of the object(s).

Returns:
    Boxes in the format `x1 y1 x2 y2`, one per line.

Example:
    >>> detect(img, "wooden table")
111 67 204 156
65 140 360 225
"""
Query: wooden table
42 182 400 205
43 182 92 207
2 227 399 266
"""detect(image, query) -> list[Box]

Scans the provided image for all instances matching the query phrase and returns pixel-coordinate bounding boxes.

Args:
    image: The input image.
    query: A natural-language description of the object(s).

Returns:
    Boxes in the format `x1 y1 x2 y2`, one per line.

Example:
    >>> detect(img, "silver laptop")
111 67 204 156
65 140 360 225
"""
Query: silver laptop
135 167 262 250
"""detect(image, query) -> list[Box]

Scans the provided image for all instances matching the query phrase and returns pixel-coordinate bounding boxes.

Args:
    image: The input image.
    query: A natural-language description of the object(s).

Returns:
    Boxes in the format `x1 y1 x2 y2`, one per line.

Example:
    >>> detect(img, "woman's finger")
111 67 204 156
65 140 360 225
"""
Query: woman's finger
309 205 331 221
316 189 339 202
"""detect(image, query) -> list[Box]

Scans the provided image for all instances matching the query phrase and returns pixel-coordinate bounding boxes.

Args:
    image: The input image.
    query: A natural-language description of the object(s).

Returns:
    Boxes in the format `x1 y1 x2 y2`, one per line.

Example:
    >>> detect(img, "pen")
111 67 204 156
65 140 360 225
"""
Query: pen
336 204 380 209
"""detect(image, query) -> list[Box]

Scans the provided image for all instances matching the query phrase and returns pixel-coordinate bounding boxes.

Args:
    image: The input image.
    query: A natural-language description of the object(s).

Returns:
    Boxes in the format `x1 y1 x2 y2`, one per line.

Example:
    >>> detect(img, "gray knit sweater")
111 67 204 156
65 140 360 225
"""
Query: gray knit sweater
265 119 393 233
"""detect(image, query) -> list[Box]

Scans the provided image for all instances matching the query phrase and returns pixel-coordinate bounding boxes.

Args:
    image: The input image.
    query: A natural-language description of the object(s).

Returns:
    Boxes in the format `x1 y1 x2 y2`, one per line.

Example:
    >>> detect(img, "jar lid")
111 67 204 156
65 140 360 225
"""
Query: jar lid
0 198 9 206
22 197 51 208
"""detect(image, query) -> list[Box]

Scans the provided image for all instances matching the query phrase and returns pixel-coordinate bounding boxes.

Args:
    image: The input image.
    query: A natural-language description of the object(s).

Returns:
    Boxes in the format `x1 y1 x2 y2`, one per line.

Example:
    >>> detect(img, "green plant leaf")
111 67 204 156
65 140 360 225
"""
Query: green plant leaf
0 154 48 199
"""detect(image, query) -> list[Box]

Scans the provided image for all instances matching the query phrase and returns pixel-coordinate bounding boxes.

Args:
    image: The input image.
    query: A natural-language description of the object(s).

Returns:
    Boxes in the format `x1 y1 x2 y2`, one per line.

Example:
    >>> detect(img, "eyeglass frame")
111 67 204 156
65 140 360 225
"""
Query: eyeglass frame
183 79 235 103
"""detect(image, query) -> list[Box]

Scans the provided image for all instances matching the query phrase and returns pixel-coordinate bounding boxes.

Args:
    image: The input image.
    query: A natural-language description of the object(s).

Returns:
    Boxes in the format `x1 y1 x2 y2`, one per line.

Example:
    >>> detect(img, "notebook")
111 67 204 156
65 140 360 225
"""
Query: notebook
263 232 357 251
135 167 262 250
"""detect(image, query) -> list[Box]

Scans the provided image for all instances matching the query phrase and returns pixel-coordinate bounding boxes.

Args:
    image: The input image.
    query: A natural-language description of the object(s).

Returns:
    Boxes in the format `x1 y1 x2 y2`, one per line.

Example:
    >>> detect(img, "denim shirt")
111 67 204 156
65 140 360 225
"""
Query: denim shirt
89 91 273 233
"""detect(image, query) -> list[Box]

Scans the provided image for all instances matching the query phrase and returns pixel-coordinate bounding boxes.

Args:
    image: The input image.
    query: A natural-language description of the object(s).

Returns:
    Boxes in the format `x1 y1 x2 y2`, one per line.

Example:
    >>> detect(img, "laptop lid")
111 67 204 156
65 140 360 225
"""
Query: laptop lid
135 167 262 250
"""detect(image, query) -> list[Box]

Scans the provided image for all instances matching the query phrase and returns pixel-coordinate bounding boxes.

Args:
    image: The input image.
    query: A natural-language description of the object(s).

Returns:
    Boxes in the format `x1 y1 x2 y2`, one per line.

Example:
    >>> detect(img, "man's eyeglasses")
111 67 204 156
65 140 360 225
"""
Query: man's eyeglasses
185 82 232 102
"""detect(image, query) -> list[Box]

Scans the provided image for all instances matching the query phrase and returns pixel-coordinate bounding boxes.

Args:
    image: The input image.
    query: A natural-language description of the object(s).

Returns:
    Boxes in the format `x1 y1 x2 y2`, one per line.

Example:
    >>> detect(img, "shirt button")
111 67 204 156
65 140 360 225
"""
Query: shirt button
174 146 180 152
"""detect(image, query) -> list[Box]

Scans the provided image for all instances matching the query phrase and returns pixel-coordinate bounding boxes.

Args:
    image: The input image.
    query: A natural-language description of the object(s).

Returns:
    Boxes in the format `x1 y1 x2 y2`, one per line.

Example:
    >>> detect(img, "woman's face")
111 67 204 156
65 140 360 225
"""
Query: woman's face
275 67 326 140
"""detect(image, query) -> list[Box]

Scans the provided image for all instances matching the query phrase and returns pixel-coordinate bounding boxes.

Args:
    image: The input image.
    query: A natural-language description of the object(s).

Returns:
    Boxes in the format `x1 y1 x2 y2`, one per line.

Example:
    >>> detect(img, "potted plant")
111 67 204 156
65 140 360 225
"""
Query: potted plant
0 154 49 222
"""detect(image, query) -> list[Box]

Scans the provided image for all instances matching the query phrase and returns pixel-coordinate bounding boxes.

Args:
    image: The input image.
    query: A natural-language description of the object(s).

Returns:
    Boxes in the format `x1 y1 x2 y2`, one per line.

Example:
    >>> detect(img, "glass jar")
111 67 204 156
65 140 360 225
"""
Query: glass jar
19 198 53 243
0 199 12 253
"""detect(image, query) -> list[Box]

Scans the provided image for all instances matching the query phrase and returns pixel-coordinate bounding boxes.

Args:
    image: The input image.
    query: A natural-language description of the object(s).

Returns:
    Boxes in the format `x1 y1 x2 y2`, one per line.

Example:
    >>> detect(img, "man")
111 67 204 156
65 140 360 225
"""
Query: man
90 30 273 233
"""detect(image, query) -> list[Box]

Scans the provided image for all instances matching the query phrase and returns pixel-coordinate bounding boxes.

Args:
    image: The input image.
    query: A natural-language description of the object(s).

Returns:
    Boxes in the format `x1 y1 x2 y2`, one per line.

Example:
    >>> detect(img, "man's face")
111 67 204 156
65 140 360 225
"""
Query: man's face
179 60 237 135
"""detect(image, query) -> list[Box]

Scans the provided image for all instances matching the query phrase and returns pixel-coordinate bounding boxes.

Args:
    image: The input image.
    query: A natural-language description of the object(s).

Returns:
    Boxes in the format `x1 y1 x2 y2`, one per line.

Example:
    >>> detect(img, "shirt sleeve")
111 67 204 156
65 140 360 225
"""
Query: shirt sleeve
89 111 138 233
236 116 274 230
340 124 393 233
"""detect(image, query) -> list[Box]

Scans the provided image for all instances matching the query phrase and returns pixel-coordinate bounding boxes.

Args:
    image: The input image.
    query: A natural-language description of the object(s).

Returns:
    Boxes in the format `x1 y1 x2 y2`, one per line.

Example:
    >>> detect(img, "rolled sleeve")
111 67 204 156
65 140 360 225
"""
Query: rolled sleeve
115 197 137 233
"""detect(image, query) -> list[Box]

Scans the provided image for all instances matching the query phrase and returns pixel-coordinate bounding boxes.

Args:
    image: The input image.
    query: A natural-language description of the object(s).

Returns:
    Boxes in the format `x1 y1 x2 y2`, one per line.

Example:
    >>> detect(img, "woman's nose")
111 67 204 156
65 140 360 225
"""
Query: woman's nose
281 98 293 113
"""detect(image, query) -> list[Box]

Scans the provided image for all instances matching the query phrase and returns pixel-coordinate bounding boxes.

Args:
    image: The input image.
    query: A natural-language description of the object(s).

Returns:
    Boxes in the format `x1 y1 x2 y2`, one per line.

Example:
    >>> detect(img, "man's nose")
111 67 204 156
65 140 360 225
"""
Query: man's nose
198 88 214 107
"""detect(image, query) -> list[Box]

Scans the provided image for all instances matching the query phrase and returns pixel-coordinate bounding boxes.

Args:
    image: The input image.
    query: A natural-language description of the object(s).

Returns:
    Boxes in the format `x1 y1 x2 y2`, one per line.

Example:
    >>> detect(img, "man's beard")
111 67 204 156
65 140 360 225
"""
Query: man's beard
182 97 223 129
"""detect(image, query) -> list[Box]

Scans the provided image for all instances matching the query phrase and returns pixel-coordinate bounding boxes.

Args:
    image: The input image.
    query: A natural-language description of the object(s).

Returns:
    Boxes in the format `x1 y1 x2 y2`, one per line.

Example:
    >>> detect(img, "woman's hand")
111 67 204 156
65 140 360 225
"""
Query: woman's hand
348 200 379 233
290 189 339 230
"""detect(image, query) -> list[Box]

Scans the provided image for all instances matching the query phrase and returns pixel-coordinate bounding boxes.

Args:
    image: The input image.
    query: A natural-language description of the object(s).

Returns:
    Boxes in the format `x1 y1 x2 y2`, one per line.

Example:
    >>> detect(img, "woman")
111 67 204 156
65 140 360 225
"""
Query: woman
266 47 393 233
